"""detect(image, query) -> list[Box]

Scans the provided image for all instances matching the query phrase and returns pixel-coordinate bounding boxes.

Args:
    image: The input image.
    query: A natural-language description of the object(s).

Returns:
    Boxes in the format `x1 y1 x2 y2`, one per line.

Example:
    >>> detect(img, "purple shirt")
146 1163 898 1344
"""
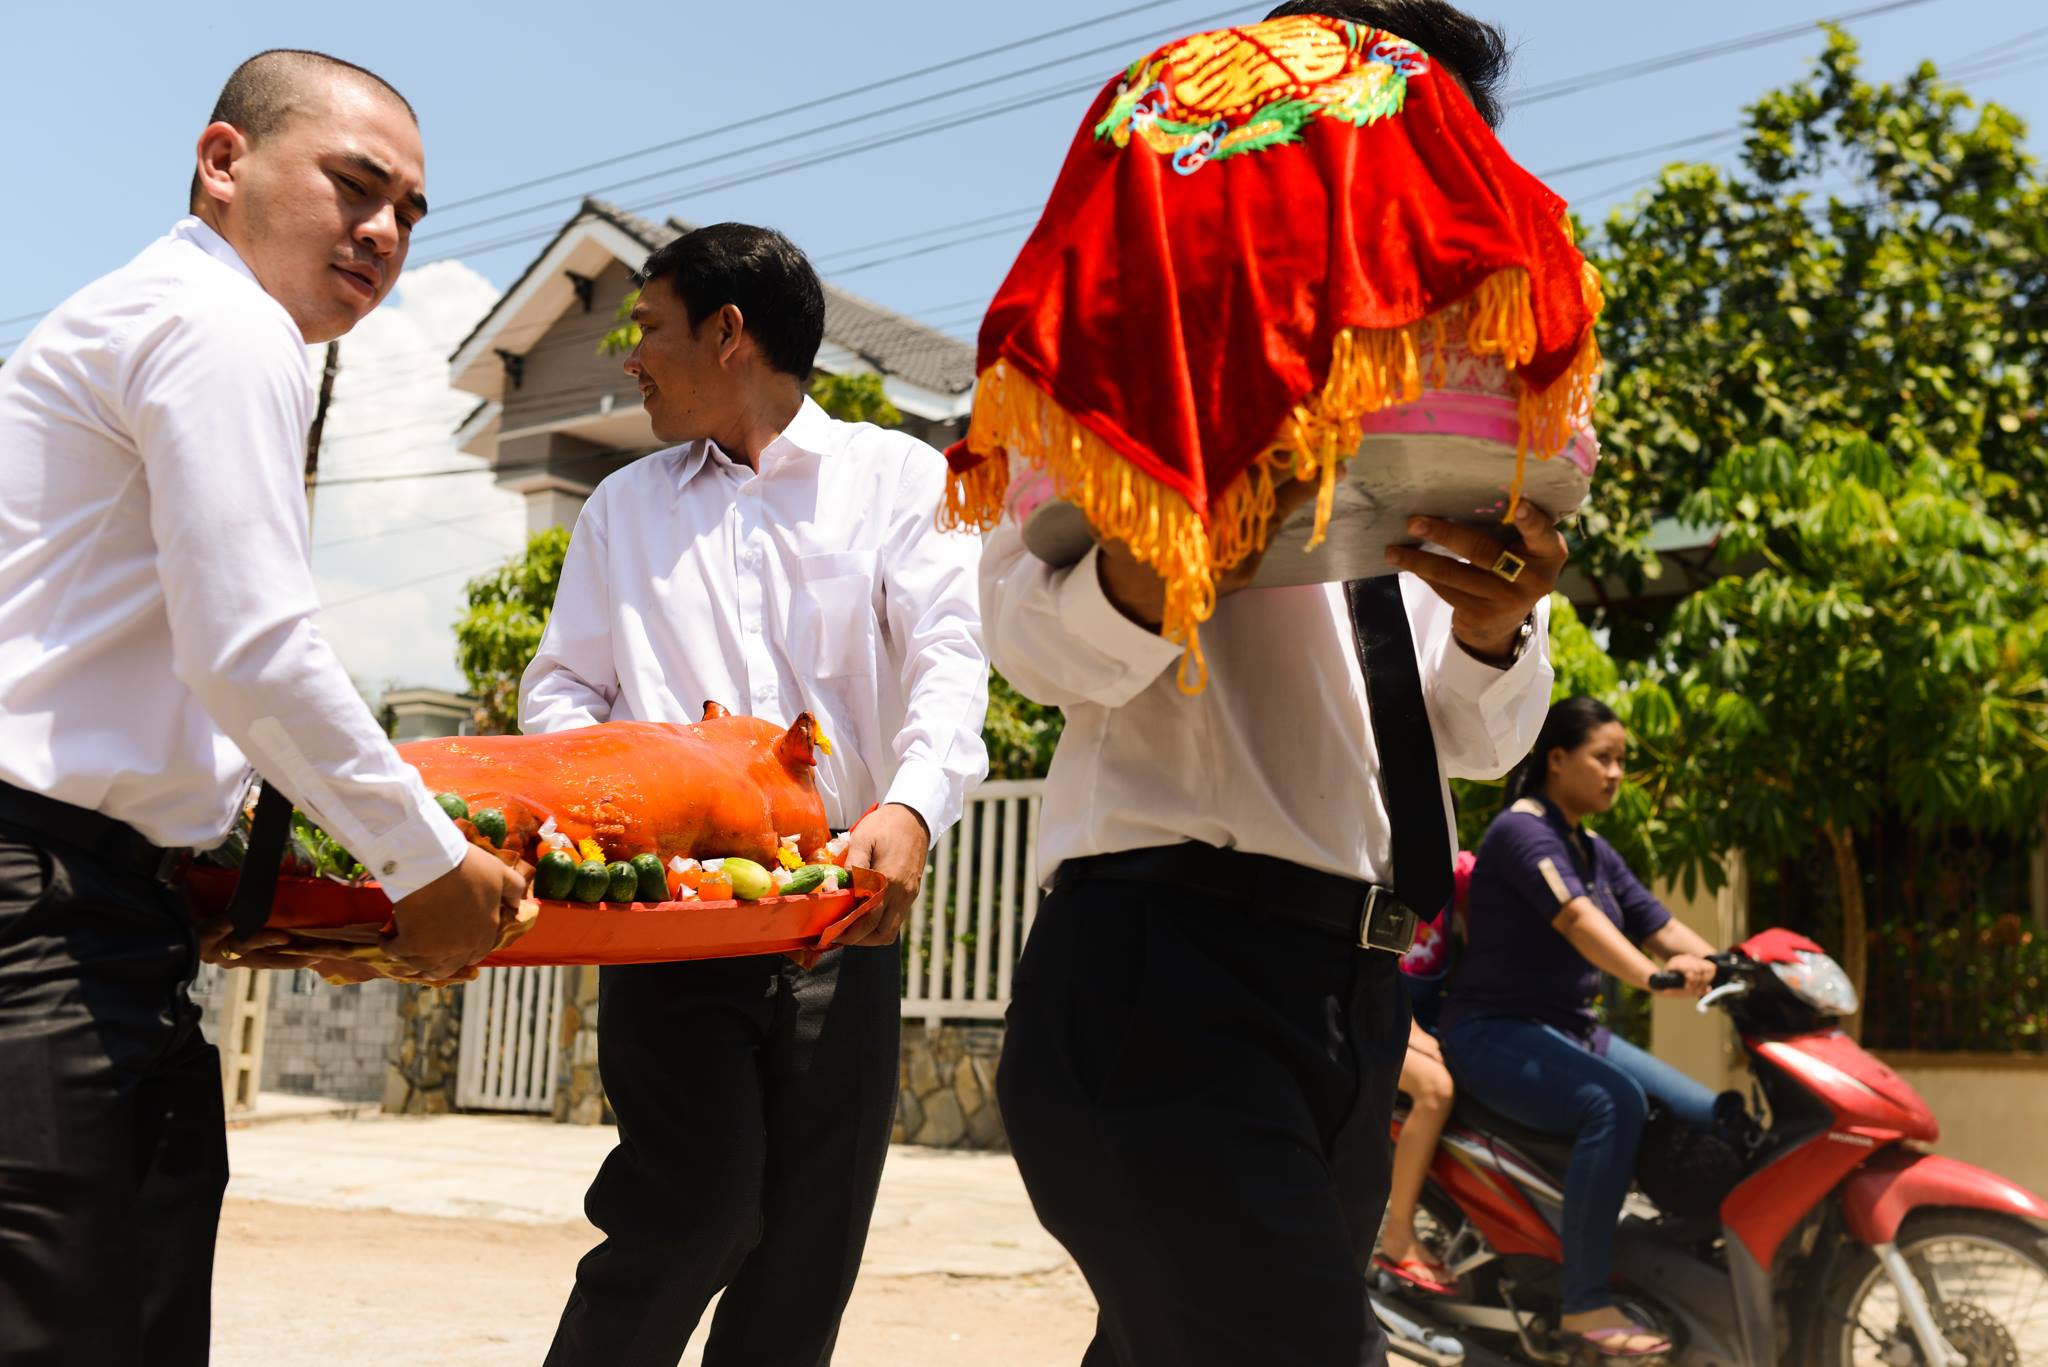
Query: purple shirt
1441 795 1671 1036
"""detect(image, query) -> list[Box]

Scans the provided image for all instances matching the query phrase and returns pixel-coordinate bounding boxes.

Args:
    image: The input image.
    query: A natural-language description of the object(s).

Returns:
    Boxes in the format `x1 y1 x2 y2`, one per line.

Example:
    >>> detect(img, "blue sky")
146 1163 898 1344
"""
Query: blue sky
6 0 2043 345
4 0 2042 693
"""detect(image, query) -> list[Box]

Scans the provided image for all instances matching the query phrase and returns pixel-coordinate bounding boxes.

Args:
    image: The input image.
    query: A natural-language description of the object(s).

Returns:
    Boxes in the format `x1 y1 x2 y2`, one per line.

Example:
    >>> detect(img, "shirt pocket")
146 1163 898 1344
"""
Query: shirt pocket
794 551 875 680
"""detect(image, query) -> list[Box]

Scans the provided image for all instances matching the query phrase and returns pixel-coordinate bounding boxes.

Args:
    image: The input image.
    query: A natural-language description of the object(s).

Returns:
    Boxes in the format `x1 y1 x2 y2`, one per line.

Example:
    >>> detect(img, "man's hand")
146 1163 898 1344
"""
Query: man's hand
385 844 528 980
840 803 931 947
193 912 380 981
1385 499 1568 662
1097 474 1325 631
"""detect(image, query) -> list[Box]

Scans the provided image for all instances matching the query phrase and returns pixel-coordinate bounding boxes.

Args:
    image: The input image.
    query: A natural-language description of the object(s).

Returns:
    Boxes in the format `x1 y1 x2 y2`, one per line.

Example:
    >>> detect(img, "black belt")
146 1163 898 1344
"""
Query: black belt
0 779 181 888
1053 842 1419 955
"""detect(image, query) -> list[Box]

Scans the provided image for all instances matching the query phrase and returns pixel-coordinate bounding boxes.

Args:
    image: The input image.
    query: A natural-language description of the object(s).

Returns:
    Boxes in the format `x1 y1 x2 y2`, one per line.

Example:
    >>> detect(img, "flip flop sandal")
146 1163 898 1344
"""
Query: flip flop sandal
1572 1324 1673 1358
1372 1254 1458 1296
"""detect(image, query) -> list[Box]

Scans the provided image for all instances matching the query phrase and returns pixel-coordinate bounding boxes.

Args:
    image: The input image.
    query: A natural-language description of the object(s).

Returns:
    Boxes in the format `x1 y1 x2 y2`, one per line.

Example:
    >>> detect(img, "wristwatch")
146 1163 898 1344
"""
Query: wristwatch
1456 612 1536 670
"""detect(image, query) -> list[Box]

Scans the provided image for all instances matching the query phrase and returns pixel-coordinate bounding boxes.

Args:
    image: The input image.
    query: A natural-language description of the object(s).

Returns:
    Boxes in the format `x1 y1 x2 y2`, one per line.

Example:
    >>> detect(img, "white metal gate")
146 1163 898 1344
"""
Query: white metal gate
902 779 1044 1025
456 965 563 1113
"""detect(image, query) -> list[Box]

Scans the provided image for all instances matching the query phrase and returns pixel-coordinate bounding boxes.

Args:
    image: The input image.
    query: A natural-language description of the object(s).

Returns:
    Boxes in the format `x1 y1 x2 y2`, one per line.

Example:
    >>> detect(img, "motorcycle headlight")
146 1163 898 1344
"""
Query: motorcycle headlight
1771 949 1860 1016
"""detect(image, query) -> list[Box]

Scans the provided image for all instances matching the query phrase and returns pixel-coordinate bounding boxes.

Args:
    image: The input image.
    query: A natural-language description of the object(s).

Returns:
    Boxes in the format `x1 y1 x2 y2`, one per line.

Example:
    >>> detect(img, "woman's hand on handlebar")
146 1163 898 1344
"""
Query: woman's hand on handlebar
1649 953 1718 997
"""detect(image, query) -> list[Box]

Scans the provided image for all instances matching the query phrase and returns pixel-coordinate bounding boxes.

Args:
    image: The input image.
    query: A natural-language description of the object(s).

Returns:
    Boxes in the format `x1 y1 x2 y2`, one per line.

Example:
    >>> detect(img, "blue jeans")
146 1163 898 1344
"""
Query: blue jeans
1441 1016 1720 1313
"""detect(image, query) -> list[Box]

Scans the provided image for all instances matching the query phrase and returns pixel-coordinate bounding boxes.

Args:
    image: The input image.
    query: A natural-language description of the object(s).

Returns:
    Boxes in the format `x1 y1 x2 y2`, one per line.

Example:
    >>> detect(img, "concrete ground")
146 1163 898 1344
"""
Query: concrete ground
214 1106 1096 1365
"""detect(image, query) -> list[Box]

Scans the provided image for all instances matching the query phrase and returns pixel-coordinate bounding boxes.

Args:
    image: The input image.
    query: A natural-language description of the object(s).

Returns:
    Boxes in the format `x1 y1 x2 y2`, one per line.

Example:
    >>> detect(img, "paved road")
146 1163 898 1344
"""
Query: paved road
213 1110 1094 1365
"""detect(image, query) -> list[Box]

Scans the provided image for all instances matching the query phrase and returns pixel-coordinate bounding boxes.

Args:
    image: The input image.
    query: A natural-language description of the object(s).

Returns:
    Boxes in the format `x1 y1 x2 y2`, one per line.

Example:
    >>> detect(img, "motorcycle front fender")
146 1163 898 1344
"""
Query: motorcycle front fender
1839 1147 2048 1246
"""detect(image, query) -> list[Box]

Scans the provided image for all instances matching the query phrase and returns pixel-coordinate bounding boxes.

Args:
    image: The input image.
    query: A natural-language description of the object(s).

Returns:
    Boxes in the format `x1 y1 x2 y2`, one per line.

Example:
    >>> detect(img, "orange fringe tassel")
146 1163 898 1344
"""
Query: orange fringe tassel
943 266 1604 693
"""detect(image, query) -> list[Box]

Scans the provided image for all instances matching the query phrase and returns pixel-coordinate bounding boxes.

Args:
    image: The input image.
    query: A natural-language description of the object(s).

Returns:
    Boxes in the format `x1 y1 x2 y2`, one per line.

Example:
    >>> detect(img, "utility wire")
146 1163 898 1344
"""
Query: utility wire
426 0 1209 216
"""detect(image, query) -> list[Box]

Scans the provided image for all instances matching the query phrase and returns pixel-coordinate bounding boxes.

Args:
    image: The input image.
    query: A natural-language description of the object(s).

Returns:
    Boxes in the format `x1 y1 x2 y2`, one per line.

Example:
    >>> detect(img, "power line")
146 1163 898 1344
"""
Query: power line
317 557 514 613
1515 0 1940 105
412 0 1940 269
425 0 1210 217
311 505 524 551
1948 23 2048 68
0 0 1974 340
410 4 1248 250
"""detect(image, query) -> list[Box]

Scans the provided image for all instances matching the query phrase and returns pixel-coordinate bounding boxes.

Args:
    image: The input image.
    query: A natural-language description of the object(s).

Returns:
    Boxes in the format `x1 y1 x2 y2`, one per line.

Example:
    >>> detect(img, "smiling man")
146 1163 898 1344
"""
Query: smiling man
0 51 523 1366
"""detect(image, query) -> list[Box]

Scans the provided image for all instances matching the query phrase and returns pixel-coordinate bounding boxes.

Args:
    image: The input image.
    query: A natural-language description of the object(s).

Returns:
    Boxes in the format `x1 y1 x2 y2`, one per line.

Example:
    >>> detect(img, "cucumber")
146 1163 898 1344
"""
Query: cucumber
434 792 469 822
722 857 774 901
606 861 640 903
535 850 578 900
471 807 507 847
630 853 668 903
572 860 611 903
783 865 830 895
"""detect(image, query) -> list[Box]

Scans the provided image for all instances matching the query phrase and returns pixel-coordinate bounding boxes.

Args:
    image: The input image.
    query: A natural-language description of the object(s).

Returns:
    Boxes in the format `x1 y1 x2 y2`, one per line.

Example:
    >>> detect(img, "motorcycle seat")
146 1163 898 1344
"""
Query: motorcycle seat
1450 1093 1580 1181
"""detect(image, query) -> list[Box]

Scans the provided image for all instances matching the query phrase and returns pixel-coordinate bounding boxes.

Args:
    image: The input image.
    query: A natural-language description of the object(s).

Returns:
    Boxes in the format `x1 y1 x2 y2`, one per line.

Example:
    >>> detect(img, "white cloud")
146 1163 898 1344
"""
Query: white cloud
309 261 527 701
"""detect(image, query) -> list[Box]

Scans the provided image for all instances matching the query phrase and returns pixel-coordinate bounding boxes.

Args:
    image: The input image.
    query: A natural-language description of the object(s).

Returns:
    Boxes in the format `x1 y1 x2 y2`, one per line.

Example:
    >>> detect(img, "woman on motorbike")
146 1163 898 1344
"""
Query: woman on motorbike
1440 697 1721 1358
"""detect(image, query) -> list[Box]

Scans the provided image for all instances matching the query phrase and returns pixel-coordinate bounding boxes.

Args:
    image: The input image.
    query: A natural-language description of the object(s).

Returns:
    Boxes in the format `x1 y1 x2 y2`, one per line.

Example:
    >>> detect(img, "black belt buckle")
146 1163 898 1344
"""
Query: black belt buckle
1359 886 1418 955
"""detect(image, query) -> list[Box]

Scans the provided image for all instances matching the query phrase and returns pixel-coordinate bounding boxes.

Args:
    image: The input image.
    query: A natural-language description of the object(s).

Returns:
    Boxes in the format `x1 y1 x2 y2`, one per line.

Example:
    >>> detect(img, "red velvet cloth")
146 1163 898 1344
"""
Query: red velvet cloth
953 16 1599 524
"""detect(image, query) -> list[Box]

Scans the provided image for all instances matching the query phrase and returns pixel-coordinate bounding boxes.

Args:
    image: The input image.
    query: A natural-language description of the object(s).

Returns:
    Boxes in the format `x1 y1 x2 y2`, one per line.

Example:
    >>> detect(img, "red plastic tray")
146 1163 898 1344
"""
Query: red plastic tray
180 864 884 967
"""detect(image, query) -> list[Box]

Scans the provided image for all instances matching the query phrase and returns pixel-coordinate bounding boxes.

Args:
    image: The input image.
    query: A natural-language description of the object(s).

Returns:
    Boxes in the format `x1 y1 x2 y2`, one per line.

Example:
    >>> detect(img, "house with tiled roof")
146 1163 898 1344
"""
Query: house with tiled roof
449 199 977 531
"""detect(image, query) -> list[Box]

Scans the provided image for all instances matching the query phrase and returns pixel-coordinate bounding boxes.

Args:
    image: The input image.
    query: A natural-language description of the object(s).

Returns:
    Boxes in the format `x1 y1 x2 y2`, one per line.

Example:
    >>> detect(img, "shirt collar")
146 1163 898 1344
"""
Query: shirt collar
171 215 265 291
763 395 842 465
667 395 843 490
1518 793 1586 841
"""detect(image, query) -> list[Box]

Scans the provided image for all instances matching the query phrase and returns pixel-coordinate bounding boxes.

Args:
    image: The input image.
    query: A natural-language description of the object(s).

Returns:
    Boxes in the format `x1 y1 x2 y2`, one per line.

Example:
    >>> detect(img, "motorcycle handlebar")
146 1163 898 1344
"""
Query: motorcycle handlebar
1648 955 1750 993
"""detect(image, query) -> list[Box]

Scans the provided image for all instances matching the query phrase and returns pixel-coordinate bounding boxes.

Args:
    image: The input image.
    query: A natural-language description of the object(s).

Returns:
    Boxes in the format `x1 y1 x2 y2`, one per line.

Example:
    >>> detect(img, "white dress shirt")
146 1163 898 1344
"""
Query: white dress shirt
520 397 990 837
981 492 1555 887
0 218 466 902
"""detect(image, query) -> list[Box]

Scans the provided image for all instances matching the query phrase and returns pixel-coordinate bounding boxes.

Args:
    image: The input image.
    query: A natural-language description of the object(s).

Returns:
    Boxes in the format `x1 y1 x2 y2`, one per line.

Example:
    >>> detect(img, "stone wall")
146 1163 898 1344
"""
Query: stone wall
552 966 613 1126
381 984 466 1115
259 971 405 1101
895 1021 1007 1150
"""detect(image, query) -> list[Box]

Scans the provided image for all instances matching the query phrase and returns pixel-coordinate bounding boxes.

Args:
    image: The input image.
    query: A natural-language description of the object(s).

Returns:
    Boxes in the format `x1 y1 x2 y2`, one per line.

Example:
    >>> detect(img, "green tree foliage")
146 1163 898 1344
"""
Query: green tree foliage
1571 32 2048 1032
984 670 1065 781
452 527 569 734
1582 26 2045 598
807 371 903 427
1621 433 2048 1013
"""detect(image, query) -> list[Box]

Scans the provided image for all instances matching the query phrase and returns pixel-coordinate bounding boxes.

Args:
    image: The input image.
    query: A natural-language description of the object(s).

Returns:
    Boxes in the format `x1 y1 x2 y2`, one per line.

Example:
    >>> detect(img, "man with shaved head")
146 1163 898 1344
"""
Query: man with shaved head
0 51 524 1365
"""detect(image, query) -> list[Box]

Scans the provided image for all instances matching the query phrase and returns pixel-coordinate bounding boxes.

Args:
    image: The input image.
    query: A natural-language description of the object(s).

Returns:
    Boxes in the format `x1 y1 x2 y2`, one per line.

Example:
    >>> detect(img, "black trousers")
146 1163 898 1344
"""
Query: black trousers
997 870 1407 1367
0 830 228 1367
545 942 902 1367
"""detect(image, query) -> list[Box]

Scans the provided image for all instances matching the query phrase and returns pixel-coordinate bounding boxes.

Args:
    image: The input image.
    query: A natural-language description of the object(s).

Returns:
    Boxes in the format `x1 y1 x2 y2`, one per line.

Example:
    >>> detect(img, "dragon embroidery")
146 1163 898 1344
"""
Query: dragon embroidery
1094 16 1432 175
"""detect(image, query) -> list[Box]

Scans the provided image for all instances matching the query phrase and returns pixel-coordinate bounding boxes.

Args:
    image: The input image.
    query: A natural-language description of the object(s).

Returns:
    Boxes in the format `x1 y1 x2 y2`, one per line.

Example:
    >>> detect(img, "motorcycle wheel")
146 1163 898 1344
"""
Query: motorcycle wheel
1794 1210 2048 1366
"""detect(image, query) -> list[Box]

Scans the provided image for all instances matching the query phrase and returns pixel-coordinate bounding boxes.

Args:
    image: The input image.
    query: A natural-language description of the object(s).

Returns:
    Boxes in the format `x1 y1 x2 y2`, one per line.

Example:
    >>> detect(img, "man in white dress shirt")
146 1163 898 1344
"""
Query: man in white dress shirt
985 6 1557 1363
0 52 524 1366
524 224 989 1367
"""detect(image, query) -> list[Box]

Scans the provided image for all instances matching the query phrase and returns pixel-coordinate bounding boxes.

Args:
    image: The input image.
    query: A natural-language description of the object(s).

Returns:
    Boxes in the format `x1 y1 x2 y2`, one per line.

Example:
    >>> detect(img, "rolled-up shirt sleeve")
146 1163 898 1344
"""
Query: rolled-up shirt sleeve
1404 570 1555 782
519 493 621 735
877 445 991 839
980 506 1186 711
124 291 464 903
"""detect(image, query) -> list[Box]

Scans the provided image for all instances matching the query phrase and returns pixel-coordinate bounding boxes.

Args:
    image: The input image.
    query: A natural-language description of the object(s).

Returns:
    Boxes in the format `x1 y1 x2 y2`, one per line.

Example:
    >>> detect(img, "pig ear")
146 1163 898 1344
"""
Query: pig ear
702 700 732 720
775 713 819 770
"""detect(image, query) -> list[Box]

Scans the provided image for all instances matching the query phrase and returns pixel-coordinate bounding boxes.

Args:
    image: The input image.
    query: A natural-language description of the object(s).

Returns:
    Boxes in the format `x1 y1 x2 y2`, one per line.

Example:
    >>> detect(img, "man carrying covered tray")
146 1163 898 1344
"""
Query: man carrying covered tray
956 2 1606 1362
0 51 525 1367
522 223 990 1366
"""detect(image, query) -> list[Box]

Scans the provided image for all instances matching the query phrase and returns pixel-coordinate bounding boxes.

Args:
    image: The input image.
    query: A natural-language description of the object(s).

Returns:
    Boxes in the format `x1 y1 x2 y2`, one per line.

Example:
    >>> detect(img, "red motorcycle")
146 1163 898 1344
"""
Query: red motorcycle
1380 928 2048 1366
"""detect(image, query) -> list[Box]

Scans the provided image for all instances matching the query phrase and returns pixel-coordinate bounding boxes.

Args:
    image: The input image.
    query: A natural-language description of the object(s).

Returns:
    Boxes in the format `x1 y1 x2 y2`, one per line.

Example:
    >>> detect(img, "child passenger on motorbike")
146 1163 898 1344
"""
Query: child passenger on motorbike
1440 696 1721 1358
1374 853 1471 1294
